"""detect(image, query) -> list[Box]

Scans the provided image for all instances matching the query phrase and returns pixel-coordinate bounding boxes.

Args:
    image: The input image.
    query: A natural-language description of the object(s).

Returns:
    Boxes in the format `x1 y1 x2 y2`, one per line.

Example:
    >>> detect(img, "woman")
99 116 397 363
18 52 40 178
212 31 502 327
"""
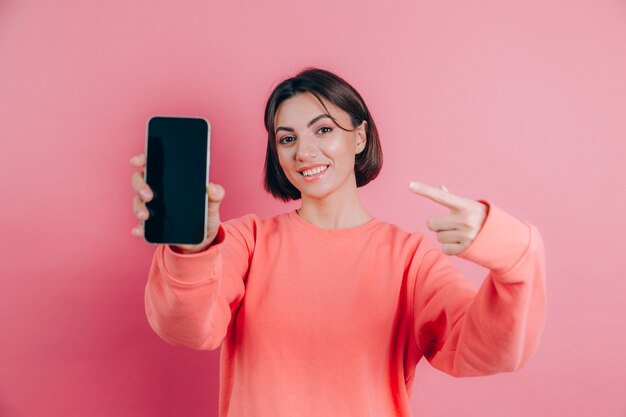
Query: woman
130 68 546 417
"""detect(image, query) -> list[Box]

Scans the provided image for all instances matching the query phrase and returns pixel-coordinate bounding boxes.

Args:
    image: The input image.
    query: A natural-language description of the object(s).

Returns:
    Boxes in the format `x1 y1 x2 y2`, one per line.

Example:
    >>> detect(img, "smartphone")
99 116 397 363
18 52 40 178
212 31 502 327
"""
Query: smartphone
143 116 210 245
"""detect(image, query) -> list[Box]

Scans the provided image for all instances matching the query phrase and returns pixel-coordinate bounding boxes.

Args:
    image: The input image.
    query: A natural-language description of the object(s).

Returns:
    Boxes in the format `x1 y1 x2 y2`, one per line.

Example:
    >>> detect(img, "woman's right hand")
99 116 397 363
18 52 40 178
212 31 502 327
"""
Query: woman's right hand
130 152 226 254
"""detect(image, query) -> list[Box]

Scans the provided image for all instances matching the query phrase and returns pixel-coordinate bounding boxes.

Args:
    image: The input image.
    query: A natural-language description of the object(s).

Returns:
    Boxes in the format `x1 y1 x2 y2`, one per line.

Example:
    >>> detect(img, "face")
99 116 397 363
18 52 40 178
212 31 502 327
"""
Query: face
274 92 367 201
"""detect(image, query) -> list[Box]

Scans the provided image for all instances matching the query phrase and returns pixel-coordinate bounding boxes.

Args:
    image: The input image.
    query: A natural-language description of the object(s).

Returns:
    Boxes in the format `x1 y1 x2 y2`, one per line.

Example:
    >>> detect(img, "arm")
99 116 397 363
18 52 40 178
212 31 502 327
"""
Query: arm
144 215 257 350
412 200 546 376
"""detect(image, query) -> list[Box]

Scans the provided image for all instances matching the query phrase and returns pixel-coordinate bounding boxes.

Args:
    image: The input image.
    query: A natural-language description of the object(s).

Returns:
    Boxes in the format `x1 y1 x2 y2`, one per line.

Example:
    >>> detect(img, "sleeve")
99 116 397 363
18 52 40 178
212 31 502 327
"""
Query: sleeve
411 200 546 377
144 214 257 351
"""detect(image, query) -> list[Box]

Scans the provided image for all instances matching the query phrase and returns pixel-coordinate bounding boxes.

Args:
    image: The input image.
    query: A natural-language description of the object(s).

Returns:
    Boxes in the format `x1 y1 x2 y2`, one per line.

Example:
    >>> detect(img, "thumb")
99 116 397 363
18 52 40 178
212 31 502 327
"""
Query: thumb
207 183 225 217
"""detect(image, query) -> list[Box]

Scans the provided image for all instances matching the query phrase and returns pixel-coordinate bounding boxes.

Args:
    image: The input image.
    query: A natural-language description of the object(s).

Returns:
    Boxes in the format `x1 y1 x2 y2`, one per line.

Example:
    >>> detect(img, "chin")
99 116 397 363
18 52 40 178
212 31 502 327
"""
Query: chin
300 187 337 201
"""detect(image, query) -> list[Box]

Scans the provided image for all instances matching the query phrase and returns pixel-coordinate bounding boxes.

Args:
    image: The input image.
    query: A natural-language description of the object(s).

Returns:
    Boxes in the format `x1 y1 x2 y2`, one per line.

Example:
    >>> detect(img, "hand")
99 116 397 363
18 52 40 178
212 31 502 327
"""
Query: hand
129 152 226 254
409 181 488 256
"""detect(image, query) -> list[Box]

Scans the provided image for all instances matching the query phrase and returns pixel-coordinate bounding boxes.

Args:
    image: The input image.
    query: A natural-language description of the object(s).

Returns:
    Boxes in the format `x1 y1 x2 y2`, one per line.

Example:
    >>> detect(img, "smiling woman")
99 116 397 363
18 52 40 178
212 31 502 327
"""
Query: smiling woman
132 67 547 417
262 69 383 207
273 92 371 224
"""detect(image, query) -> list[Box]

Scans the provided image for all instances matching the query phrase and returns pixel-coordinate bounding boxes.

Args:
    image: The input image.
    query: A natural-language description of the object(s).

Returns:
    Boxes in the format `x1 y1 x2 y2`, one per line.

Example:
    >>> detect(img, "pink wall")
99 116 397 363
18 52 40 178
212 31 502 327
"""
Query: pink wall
1 0 625 416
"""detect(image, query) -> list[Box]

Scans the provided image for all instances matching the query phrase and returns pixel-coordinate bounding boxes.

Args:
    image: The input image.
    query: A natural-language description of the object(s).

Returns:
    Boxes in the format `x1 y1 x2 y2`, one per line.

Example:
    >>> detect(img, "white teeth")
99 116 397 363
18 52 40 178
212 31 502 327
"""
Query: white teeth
301 165 328 177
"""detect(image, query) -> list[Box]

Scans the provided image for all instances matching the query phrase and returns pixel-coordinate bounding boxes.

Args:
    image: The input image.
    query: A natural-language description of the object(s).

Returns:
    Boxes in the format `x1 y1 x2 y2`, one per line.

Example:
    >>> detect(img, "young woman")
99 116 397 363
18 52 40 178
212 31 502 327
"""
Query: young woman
130 68 546 417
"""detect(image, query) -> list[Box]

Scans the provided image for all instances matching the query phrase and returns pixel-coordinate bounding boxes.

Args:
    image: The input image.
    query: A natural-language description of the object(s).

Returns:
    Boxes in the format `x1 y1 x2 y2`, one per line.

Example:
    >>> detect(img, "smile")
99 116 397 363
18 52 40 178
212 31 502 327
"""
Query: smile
300 165 329 177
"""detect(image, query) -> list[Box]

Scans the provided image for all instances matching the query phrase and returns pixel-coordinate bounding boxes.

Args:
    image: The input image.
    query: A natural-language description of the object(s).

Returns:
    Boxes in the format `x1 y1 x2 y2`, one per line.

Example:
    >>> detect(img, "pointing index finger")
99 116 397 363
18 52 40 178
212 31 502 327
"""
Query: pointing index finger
408 181 466 210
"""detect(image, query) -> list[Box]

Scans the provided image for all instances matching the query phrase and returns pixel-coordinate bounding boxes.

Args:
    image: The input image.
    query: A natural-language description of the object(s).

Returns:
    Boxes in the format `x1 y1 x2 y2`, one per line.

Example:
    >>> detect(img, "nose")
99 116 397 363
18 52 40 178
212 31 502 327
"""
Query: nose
295 134 317 161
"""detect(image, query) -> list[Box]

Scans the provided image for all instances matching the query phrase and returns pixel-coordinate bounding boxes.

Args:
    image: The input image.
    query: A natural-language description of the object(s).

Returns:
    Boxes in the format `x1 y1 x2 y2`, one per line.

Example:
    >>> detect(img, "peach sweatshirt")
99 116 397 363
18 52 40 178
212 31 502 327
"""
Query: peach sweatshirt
145 199 546 417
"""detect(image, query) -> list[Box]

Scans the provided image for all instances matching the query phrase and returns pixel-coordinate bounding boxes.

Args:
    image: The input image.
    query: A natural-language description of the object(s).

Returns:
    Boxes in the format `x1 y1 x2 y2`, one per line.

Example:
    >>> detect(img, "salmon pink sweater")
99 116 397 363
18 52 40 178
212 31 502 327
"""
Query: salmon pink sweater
145 199 546 417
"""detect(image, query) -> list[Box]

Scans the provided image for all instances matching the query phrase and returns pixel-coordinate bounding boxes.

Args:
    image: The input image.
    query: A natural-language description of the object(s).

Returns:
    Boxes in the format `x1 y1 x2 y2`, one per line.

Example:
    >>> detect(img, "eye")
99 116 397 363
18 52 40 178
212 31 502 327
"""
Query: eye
279 135 296 145
317 126 333 135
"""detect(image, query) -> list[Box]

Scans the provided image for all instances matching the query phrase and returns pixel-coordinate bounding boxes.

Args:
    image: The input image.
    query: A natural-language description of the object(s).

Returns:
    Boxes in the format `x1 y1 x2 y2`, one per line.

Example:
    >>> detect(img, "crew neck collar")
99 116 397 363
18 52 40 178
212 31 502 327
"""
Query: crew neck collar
287 210 383 239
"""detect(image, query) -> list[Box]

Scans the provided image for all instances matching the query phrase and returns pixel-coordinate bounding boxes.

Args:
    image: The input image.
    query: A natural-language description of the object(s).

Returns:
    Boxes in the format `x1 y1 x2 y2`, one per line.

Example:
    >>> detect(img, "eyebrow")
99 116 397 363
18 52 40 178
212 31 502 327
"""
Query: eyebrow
275 114 332 134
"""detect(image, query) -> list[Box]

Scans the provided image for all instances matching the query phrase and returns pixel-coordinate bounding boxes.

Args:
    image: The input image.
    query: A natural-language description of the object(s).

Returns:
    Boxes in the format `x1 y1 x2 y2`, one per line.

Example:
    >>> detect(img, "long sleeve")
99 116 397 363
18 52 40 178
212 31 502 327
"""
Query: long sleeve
144 215 257 351
141 207 544 416
412 200 546 377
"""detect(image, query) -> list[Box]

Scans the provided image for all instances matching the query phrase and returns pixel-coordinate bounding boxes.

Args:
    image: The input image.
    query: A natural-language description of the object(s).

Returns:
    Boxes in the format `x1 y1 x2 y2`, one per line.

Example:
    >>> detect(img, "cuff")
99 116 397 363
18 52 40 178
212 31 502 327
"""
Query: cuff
458 200 531 274
161 224 226 282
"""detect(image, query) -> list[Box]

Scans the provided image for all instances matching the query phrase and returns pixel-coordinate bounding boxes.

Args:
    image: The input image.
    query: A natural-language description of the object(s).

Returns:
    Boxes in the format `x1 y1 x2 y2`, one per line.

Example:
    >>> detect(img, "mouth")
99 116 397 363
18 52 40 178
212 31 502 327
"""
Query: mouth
299 165 329 177
297 165 329 181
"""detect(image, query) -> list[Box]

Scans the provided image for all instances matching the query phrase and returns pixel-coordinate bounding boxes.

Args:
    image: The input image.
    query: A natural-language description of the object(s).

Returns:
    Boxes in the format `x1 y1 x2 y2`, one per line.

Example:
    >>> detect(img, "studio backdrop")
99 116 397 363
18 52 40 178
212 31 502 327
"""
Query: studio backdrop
1 1 625 416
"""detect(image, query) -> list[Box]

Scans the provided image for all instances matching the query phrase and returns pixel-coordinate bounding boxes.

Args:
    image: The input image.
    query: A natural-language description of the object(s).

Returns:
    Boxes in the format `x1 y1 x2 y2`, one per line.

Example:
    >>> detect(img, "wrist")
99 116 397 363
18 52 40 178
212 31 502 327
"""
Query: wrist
170 241 211 255
169 224 225 255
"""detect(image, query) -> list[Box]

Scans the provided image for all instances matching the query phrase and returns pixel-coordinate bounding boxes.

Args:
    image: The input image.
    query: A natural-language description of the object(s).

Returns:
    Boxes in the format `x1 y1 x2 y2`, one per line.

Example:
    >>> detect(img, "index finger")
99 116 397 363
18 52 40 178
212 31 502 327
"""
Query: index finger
408 181 466 210
129 153 146 167
132 171 152 199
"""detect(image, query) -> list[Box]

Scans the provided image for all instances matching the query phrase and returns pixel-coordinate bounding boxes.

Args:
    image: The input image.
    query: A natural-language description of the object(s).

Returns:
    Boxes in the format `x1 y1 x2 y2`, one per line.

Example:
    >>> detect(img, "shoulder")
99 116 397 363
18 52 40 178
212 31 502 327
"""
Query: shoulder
370 219 439 258
373 219 422 242
222 212 289 240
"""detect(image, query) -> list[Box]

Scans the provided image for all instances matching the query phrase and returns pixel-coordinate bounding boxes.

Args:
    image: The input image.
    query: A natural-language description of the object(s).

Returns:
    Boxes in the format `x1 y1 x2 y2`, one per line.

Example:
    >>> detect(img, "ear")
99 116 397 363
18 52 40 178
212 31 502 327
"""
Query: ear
355 121 367 154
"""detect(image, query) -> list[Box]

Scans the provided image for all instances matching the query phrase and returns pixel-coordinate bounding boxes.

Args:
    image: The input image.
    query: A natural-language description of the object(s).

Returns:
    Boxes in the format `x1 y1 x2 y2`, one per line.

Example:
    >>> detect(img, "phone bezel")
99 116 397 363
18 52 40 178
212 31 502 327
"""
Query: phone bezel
143 115 211 245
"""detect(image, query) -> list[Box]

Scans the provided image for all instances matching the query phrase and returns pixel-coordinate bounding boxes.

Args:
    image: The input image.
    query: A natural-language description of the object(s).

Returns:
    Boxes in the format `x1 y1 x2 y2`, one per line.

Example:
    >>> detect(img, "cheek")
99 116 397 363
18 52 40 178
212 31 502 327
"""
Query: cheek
325 137 356 164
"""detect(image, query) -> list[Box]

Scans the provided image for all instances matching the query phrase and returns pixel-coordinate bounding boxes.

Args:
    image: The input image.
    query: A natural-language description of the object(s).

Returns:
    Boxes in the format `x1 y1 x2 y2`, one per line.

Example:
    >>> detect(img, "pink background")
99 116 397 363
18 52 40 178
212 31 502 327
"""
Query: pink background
1 0 625 416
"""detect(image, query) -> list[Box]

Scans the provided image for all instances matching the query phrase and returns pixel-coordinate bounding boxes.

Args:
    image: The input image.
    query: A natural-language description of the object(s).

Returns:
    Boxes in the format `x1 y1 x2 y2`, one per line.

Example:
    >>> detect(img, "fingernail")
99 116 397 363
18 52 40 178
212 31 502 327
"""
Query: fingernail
140 189 150 199
208 184 216 194
409 182 419 190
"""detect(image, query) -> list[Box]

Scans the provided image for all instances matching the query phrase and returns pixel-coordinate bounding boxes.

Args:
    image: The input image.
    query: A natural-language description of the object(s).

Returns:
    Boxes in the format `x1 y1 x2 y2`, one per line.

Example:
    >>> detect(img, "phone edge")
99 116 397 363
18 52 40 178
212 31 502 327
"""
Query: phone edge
142 115 211 246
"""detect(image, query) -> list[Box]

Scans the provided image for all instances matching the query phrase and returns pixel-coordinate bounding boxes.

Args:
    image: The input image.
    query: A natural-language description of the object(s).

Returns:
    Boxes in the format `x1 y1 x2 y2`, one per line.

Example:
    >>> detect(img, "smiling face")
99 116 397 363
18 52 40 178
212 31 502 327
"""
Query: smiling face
274 92 367 202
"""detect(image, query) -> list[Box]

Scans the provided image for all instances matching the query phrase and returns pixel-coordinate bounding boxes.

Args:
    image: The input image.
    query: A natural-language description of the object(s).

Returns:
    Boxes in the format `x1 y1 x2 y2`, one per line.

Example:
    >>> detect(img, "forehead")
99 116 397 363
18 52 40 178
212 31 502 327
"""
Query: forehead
274 92 348 127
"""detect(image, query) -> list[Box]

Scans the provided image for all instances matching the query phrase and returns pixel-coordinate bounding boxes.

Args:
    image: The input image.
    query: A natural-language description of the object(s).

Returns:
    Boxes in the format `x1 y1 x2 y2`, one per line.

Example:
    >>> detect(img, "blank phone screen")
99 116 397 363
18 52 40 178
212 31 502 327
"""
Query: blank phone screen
144 116 209 245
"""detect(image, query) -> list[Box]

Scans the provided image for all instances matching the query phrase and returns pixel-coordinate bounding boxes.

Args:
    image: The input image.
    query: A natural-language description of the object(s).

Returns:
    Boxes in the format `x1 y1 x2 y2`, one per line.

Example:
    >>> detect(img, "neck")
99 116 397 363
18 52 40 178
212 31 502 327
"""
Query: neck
296 185 372 230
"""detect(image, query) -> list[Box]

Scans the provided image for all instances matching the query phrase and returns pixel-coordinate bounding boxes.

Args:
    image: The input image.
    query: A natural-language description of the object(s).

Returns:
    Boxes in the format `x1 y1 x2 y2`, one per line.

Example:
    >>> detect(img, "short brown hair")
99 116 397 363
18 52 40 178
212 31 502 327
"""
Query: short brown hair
263 68 383 201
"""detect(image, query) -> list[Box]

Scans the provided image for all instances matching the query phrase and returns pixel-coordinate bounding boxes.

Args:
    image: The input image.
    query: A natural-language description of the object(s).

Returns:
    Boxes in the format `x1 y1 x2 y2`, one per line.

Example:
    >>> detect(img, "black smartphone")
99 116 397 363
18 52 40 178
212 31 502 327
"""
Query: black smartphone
143 116 210 245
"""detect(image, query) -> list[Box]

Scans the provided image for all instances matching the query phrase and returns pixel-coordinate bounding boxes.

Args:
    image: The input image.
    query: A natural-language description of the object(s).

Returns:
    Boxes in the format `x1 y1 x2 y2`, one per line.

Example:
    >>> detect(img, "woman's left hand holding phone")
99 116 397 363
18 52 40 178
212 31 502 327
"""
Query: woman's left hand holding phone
129 152 226 254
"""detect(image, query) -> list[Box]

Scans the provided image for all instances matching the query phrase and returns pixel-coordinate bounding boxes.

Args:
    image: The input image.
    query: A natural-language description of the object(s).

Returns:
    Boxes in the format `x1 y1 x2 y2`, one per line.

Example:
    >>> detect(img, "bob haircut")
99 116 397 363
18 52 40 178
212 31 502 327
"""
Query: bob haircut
263 68 383 202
